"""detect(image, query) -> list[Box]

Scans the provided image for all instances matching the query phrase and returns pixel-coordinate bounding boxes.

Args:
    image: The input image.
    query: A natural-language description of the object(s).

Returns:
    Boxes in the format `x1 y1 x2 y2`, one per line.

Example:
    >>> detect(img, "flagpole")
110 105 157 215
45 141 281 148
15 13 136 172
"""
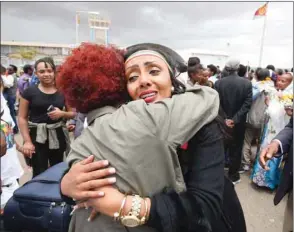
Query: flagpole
76 12 79 45
246 61 250 78
258 6 267 67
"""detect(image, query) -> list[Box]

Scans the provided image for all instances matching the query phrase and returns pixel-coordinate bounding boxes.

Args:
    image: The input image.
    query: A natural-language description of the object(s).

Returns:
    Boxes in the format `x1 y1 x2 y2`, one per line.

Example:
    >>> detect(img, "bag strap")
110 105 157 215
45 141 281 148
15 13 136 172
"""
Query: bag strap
22 179 59 187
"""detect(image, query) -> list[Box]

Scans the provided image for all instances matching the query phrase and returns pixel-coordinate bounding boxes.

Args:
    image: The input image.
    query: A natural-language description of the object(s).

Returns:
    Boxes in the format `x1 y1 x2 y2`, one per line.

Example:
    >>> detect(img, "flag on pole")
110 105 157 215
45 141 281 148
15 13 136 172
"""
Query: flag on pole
76 13 80 25
254 2 268 19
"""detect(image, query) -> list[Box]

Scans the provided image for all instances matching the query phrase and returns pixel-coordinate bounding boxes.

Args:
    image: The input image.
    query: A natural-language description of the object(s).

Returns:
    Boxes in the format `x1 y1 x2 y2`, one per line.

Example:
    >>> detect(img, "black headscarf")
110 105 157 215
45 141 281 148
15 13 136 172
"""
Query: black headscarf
124 43 187 94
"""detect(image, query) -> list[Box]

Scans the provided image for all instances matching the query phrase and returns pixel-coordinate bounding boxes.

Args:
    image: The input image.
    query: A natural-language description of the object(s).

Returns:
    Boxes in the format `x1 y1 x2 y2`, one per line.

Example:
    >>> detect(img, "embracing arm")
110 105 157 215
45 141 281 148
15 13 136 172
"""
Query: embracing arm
80 121 225 229
61 129 117 201
128 86 220 146
146 121 225 232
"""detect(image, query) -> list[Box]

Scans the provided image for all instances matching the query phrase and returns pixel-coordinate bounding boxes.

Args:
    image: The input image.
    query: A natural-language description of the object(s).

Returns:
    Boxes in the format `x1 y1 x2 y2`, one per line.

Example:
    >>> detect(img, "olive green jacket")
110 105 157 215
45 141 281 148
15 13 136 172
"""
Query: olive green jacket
68 86 220 232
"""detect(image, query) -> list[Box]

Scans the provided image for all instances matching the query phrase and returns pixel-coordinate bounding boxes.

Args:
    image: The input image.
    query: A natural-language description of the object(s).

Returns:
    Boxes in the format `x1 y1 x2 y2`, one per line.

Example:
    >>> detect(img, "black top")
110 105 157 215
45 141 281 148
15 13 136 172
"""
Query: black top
61 120 246 232
147 120 225 232
214 73 252 124
22 85 66 124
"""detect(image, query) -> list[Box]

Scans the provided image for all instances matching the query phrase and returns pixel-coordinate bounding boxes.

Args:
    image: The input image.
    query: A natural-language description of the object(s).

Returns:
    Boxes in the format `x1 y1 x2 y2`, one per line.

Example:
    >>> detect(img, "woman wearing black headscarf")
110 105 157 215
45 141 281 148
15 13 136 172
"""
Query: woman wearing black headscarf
61 43 246 232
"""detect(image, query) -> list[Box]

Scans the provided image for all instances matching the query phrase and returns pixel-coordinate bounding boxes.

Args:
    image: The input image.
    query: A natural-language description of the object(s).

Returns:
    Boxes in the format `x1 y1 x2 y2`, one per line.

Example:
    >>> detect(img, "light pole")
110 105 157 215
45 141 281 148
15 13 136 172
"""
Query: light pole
75 11 100 45
88 12 110 45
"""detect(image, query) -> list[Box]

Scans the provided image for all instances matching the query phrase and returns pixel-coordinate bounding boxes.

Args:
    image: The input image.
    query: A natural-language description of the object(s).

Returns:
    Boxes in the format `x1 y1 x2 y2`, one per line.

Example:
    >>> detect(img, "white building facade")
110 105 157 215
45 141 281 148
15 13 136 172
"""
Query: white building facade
176 49 229 69
1 41 72 67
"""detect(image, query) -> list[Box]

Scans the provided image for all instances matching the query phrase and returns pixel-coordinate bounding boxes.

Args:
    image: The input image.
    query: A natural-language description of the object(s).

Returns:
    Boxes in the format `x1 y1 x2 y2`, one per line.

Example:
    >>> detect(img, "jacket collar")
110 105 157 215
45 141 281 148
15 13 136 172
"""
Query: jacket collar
87 106 117 126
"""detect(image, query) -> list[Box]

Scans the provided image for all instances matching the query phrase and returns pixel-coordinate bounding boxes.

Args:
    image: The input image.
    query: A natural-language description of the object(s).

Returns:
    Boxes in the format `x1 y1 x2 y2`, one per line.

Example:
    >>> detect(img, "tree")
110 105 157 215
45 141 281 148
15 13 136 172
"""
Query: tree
19 47 37 60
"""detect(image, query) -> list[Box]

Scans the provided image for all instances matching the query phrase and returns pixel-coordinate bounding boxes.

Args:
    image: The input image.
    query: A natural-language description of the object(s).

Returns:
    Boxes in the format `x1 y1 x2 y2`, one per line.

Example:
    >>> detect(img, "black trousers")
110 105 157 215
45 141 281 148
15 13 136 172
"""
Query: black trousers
212 176 247 232
225 123 246 180
29 127 66 178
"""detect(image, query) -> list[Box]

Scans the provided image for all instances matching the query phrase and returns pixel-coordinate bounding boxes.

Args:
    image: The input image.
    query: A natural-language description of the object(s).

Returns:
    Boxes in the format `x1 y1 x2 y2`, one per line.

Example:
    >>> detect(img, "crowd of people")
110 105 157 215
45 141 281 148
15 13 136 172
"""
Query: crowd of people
0 42 293 232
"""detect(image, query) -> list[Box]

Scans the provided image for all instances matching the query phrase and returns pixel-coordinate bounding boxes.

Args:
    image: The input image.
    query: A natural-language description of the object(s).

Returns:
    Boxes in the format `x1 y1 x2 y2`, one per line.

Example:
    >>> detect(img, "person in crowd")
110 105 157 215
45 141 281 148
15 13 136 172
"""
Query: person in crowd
276 69 284 79
248 69 255 81
18 57 75 177
214 58 253 184
2 65 18 134
18 69 24 77
17 64 34 97
59 43 246 232
251 72 293 189
29 69 40 86
67 112 87 139
259 116 293 232
0 130 7 158
186 58 213 88
203 69 211 80
187 61 205 87
251 67 261 84
266 64 275 72
237 64 247 78
0 75 24 215
266 64 277 85
207 64 218 84
240 68 275 173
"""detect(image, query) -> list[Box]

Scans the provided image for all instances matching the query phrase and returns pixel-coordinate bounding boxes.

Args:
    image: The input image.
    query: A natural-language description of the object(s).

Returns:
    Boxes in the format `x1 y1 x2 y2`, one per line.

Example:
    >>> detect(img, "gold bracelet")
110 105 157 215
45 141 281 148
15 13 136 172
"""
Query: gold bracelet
140 198 148 225
145 198 150 222
114 194 127 222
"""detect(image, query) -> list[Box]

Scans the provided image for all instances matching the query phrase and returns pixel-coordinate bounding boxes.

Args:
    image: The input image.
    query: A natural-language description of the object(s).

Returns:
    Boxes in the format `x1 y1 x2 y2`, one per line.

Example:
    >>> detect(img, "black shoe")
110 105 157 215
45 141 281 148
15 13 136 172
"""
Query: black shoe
238 165 250 174
229 175 241 185
224 163 230 170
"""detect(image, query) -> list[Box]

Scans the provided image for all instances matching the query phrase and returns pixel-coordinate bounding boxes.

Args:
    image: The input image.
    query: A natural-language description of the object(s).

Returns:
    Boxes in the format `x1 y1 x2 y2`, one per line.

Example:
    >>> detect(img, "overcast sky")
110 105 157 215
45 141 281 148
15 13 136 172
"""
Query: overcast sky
1 1 293 68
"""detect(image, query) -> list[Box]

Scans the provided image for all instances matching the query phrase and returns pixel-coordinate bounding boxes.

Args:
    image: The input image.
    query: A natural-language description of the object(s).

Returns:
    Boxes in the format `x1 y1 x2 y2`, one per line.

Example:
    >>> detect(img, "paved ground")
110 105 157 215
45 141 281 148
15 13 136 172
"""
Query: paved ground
15 134 286 232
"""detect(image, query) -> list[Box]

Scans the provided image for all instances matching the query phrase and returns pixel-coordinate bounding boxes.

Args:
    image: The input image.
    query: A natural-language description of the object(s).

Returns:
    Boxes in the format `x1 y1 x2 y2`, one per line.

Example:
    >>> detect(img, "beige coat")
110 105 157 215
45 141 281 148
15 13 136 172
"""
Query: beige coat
67 86 220 232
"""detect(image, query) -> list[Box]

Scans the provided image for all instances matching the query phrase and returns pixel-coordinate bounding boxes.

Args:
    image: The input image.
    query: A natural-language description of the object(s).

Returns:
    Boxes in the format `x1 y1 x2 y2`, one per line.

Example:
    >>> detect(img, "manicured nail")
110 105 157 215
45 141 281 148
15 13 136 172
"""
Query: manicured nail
109 177 116 183
70 206 78 216
87 217 91 222
109 168 116 174
98 192 104 197
103 160 109 166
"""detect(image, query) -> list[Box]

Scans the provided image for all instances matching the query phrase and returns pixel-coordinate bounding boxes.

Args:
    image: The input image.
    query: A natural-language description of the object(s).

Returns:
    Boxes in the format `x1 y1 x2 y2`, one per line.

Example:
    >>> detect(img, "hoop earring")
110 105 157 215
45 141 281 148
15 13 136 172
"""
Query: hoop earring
171 86 175 93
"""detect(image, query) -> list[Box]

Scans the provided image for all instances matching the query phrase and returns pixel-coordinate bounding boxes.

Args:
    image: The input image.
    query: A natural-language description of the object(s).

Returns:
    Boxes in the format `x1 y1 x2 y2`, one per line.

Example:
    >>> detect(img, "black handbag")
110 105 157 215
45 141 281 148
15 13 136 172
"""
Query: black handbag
3 162 72 232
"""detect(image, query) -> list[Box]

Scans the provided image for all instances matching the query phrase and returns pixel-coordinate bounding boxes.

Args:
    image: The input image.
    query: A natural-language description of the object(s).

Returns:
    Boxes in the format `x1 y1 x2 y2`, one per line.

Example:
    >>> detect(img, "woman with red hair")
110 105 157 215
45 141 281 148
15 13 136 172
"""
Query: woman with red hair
59 43 245 232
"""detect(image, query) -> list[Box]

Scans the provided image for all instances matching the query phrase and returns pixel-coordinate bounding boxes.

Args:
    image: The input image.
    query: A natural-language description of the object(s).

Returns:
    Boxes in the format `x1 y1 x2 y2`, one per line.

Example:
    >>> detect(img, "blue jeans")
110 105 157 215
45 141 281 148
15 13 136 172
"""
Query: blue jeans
3 93 18 132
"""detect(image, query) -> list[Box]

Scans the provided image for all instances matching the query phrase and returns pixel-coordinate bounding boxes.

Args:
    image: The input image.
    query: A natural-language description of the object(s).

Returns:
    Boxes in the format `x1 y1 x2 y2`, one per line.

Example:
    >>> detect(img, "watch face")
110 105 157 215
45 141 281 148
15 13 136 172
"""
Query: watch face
121 216 140 227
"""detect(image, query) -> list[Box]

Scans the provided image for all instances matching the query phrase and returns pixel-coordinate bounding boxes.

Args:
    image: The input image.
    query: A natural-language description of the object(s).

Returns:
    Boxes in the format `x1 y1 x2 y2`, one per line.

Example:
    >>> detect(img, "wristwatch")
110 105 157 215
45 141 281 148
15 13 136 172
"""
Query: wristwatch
120 195 142 227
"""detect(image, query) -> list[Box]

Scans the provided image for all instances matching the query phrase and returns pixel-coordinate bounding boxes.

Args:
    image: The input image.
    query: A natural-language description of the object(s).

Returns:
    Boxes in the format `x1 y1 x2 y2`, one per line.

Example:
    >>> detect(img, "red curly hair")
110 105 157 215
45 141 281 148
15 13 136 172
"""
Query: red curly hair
56 43 127 113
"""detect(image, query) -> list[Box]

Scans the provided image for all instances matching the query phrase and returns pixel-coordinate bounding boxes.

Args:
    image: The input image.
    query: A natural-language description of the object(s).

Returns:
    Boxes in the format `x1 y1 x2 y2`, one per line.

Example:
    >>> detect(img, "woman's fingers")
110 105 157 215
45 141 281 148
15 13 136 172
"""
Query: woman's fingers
82 160 109 172
79 190 105 200
79 178 116 192
80 155 95 165
259 148 268 169
88 209 99 222
80 168 116 183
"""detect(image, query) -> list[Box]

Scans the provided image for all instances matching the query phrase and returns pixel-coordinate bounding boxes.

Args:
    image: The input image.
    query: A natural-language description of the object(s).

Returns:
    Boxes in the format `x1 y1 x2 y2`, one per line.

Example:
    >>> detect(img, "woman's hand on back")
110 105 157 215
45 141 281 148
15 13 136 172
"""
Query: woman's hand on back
61 155 117 201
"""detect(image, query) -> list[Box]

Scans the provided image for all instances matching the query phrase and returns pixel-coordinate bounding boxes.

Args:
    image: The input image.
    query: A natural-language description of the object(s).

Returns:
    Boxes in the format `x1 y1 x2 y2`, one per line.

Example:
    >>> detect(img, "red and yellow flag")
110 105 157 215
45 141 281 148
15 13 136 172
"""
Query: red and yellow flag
254 3 268 17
